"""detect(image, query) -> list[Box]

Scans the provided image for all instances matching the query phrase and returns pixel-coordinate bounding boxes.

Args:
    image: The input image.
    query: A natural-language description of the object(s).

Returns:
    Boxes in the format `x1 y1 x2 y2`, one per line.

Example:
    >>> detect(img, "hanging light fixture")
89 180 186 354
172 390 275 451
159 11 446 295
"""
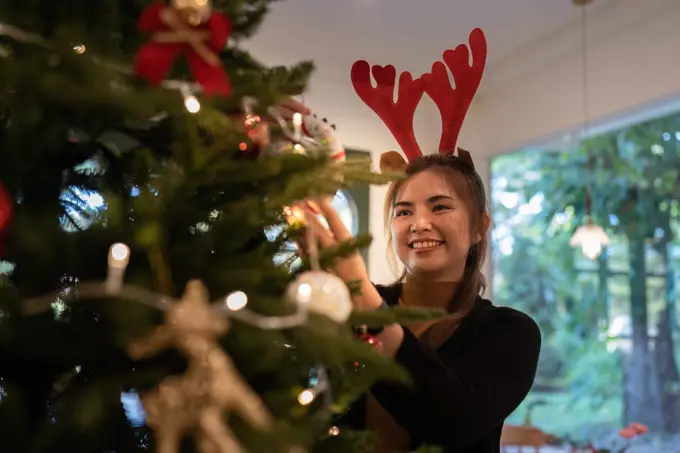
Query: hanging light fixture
570 214 610 260
569 0 610 260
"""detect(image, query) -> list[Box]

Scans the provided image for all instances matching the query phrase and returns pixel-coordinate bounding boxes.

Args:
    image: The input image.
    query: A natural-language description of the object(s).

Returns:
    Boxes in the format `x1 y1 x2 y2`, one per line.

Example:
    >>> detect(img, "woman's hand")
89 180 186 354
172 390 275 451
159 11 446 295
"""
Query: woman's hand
295 197 406 358
296 198 383 311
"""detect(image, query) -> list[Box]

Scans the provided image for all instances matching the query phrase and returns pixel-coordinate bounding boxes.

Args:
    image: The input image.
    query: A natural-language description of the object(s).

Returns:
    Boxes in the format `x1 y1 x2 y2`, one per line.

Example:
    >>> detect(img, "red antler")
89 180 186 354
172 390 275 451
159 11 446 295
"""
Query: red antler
351 61 425 162
422 28 487 153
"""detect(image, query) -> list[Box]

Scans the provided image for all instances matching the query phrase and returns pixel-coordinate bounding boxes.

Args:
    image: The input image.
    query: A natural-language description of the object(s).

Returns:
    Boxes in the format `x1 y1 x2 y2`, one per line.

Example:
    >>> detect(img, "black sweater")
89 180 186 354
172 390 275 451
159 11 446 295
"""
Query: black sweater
339 283 541 452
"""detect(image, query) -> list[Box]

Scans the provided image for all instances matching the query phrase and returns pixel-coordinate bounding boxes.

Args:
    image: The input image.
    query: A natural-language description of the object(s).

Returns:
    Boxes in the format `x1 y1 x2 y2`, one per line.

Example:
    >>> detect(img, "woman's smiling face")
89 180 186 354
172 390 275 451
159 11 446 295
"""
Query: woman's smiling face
391 170 477 282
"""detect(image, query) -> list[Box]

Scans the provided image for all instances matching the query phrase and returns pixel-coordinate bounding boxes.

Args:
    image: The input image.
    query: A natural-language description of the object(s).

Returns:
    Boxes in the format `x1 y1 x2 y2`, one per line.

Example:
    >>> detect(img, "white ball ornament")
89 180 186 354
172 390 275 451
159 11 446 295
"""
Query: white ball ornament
287 271 353 323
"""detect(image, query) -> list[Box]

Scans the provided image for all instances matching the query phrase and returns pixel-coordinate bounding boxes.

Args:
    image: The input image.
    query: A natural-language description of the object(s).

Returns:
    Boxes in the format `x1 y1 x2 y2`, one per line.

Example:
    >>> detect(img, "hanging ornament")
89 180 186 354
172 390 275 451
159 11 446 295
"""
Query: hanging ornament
298 114 346 162
285 207 353 323
287 270 353 323
349 328 383 369
0 181 13 257
357 332 383 353
133 1 232 96
268 108 346 163
239 97 270 158
126 280 272 453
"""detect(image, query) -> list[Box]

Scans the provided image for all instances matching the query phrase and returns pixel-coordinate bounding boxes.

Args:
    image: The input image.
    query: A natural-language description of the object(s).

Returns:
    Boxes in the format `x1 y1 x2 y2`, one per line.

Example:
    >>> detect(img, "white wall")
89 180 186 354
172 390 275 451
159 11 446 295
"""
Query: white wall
474 0 680 157
469 0 680 301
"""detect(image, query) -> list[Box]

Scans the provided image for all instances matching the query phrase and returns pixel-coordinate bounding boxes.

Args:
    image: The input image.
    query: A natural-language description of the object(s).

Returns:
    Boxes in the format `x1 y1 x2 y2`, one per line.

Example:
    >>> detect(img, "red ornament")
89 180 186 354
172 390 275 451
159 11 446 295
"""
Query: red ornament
246 115 270 154
133 2 232 97
239 97 270 157
0 182 13 257
358 333 383 353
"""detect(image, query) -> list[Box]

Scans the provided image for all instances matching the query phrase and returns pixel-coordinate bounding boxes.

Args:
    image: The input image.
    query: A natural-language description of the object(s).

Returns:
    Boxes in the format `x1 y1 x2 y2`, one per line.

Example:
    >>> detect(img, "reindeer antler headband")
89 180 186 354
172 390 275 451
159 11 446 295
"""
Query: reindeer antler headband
351 28 487 173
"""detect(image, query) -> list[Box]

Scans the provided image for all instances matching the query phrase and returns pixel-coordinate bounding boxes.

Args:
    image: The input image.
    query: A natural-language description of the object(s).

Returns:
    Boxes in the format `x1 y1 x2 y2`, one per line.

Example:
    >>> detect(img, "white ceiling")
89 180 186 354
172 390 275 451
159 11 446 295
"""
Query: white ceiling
243 0 619 89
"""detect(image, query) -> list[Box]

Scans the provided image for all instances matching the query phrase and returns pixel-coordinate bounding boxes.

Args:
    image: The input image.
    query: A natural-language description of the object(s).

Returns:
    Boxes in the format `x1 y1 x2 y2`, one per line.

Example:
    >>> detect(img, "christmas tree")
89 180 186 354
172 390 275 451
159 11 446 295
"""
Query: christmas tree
0 1 427 452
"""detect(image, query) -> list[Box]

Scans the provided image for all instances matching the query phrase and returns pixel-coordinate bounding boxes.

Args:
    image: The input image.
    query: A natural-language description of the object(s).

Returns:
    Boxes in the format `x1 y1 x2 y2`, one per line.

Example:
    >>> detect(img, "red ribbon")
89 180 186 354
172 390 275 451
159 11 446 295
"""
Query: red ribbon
133 3 232 97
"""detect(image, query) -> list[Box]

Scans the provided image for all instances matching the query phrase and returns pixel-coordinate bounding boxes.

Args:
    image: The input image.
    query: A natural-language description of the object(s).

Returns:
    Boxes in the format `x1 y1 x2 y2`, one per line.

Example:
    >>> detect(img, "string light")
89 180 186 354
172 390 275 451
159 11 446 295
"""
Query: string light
109 243 130 263
297 389 315 406
268 107 314 151
22 243 313 328
105 242 130 292
184 96 200 113
283 205 306 228
160 81 202 113
266 107 345 164
292 113 302 142
294 283 312 303
296 365 329 407
20 243 333 408
277 113 307 154
225 291 247 311
179 84 200 113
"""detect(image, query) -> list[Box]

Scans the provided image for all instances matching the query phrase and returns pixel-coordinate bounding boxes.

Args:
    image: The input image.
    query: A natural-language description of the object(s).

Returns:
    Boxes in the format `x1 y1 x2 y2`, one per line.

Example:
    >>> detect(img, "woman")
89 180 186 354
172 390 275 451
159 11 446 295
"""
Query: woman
298 151 541 452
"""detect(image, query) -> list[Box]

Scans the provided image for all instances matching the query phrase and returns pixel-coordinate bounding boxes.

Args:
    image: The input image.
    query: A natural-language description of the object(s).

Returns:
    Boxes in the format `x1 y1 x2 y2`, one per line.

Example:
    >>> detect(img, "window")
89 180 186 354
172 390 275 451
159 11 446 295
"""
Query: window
491 112 680 449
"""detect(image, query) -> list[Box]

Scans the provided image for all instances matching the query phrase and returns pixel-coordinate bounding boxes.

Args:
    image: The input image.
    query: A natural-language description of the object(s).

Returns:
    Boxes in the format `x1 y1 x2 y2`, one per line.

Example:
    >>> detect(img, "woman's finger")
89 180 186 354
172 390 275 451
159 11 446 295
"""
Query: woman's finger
313 200 353 242
295 240 309 261
295 229 310 258
303 210 337 249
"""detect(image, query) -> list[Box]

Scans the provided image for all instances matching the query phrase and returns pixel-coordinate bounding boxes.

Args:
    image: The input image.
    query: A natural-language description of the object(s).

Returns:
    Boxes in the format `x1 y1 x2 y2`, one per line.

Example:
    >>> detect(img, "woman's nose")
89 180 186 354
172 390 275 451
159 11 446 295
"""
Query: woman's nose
411 212 433 232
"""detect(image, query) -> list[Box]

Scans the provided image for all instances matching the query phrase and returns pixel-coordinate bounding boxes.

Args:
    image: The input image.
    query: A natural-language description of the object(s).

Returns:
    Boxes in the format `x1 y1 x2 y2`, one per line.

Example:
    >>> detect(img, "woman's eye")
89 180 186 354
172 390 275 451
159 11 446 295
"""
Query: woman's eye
395 210 410 217
433 204 451 212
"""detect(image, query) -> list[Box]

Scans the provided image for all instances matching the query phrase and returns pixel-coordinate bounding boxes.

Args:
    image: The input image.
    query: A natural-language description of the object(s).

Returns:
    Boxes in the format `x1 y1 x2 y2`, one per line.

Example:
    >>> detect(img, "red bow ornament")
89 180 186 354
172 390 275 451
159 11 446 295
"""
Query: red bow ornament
0 182 13 257
133 0 232 97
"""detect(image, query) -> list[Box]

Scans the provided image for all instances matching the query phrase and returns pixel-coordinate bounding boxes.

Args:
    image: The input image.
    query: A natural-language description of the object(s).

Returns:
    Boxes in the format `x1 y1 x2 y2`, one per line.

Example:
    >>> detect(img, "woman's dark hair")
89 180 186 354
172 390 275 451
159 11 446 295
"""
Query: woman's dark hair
383 153 489 312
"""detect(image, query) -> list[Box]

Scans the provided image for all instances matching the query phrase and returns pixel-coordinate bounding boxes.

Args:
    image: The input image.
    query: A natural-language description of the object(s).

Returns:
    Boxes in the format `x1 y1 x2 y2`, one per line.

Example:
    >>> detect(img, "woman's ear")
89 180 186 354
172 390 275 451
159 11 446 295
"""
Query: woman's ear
473 212 491 243
482 212 491 234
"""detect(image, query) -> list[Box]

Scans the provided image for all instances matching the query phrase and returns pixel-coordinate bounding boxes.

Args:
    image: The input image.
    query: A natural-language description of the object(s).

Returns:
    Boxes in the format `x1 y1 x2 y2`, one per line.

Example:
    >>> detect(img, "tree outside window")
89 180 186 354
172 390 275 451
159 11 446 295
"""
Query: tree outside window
492 112 680 449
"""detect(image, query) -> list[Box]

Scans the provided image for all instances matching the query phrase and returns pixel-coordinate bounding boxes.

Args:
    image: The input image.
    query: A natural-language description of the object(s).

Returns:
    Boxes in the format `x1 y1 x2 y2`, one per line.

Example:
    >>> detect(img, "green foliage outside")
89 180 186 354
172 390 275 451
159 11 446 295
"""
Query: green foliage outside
492 112 680 449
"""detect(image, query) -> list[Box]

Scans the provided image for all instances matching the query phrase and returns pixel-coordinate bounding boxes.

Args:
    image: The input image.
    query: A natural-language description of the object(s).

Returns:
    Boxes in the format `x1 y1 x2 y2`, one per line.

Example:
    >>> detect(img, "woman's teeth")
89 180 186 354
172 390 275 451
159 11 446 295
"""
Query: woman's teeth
411 241 441 249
